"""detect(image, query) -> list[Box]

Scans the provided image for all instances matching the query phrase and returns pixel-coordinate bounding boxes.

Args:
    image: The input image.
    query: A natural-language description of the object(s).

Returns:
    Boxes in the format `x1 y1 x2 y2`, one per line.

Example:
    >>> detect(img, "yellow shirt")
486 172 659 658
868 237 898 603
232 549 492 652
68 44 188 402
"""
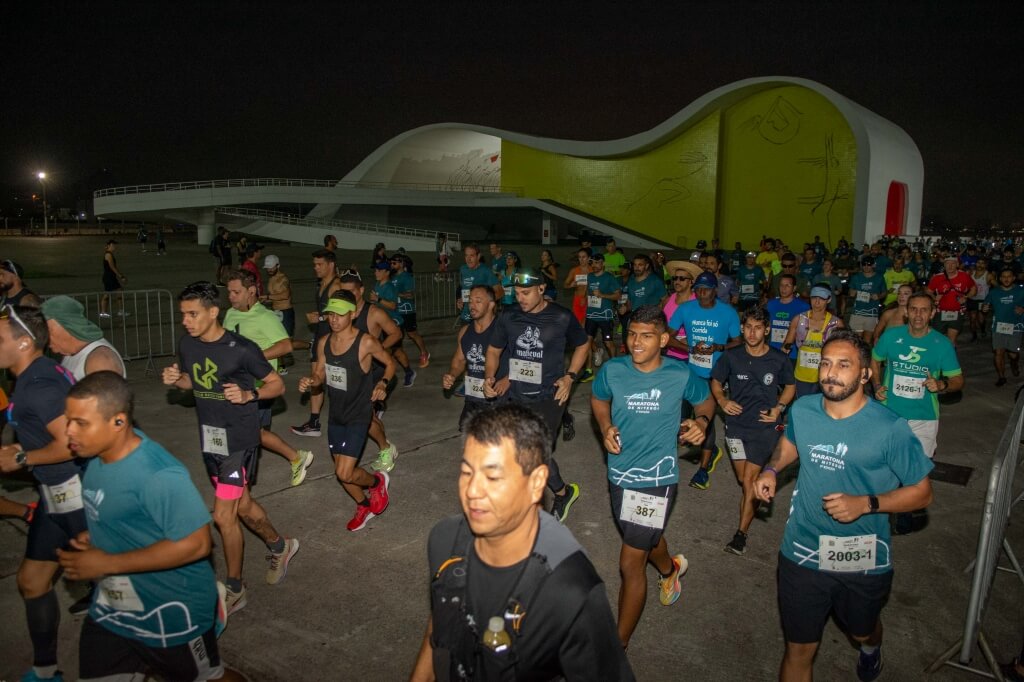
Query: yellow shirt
756 251 779 277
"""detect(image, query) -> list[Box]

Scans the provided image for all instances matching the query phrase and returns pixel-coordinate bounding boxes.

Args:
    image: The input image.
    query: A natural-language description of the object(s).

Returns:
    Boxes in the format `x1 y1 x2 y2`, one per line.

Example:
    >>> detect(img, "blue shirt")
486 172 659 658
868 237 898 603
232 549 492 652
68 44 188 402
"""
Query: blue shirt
84 433 217 646
765 297 810 357
623 274 667 309
781 397 933 575
798 260 822 280
668 299 741 378
586 272 620 320
458 264 498 321
592 357 709 488
393 271 416 314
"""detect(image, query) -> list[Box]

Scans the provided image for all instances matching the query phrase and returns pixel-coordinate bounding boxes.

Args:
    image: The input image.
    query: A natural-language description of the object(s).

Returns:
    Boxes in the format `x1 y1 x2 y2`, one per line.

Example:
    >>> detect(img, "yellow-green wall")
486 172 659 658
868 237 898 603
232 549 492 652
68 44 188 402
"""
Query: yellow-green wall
501 85 857 250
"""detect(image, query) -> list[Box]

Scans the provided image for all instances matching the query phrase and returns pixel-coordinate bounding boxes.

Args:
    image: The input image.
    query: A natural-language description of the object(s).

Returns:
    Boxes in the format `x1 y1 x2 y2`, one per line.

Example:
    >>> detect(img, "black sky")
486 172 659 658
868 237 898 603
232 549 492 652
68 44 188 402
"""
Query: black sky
4 1 1021 225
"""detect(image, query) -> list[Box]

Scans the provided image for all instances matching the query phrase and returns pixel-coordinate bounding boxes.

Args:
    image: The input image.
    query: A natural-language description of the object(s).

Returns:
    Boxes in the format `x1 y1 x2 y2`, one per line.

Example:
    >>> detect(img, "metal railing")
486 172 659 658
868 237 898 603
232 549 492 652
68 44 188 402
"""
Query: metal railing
44 289 178 375
215 206 461 249
94 177 520 197
412 271 460 321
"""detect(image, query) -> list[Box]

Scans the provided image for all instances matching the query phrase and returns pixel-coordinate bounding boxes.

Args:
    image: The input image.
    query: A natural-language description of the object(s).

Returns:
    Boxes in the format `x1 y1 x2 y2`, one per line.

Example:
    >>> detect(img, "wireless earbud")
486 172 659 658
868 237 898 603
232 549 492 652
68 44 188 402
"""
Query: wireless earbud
115 419 125 426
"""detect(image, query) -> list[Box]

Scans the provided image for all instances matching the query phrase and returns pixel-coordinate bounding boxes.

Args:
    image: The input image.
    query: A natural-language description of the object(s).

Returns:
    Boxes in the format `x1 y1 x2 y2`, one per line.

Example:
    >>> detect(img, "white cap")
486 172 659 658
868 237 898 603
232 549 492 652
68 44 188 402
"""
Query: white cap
263 255 280 269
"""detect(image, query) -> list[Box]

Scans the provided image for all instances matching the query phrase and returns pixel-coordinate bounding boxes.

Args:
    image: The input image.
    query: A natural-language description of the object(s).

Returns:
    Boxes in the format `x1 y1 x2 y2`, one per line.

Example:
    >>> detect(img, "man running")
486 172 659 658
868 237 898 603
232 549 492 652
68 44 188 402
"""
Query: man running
766 274 810 358
299 291 394 531
583 253 621 379
618 254 667 350
927 255 976 345
456 243 501 325
0 305 81 682
371 261 416 387
261 254 295 339
442 284 506 430
710 305 794 555
986 267 1024 386
591 305 713 647
483 270 588 522
847 256 887 343
292 249 341 437
59 372 245 682
42 295 126 379
162 282 299 615
391 254 431 368
754 330 933 682
735 251 767 311
224 270 315 486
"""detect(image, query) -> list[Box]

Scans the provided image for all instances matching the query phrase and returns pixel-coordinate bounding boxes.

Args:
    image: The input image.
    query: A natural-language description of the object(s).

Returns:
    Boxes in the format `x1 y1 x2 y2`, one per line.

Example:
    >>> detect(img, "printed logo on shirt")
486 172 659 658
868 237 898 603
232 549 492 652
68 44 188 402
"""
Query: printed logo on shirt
192 358 219 390
898 345 927 363
808 442 849 472
465 343 485 366
515 327 544 359
84 487 105 521
624 388 662 414
763 373 775 386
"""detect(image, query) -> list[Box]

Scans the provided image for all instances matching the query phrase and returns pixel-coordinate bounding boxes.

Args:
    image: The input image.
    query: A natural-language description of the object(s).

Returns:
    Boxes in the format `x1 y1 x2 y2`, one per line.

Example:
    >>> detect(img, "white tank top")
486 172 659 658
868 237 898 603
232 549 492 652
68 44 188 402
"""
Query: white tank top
971 272 990 301
61 339 127 380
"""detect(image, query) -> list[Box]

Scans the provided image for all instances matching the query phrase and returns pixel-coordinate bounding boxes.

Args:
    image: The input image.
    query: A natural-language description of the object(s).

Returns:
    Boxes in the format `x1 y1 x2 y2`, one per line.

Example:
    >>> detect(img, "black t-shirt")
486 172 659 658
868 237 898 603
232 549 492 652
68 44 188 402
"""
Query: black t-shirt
461 318 508 404
710 345 794 433
8 356 80 485
488 303 588 400
178 330 273 454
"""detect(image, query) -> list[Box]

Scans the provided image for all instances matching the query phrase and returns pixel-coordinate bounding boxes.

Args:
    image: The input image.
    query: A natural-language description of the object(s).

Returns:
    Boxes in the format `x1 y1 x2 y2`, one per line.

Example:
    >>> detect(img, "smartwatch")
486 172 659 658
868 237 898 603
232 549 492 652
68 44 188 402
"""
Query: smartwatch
868 495 880 513
251 387 260 403
15 450 28 468
567 371 580 383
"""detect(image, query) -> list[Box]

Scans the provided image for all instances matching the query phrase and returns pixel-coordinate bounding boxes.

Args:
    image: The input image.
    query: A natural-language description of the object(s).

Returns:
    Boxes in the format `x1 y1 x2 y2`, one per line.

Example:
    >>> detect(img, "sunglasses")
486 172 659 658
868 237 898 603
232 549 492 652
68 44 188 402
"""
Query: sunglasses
340 268 362 281
511 273 542 286
672 276 693 282
1 305 36 340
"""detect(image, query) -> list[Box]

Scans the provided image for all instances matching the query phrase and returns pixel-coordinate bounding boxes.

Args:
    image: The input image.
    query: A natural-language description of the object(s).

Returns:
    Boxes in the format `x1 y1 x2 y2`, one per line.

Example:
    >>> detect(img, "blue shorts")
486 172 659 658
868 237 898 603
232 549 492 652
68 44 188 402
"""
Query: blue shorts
328 423 371 462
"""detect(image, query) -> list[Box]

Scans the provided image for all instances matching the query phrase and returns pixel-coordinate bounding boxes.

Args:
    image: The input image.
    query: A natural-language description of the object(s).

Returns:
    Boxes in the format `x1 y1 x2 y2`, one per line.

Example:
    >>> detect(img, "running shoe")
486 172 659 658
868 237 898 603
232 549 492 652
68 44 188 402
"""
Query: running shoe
290 450 314 487
997 377 1008 387
277 366 289 376
404 368 417 387
724 531 747 556
368 472 390 514
99 312 111 319
419 352 431 368
658 554 688 606
265 538 299 585
347 503 376 531
19 670 64 682
689 468 710 490
371 442 398 473
579 368 595 383
706 445 724 474
290 419 321 437
551 483 581 523
224 583 247 616
856 647 883 682
562 413 576 442
215 581 228 637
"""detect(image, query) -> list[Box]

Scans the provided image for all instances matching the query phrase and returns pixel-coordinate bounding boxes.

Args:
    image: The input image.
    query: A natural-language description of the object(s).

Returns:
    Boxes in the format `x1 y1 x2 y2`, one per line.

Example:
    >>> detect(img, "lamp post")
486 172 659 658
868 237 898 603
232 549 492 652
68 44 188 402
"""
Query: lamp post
36 171 48 237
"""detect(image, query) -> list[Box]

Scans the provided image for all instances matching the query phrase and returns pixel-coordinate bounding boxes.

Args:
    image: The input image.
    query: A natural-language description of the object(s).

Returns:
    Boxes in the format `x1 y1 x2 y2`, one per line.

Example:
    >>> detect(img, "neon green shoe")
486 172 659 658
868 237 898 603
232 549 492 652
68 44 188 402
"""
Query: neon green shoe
371 442 398 473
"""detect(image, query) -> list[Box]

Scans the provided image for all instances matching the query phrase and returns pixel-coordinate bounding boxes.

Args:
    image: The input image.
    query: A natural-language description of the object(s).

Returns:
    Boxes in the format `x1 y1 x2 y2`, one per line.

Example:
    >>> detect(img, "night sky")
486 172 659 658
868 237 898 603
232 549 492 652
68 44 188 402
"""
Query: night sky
4 2 1021 225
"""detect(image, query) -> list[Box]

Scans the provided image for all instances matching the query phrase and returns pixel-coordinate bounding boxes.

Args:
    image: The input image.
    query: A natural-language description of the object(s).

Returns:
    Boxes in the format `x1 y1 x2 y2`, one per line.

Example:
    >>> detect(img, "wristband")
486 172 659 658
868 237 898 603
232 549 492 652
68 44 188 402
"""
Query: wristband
762 466 779 477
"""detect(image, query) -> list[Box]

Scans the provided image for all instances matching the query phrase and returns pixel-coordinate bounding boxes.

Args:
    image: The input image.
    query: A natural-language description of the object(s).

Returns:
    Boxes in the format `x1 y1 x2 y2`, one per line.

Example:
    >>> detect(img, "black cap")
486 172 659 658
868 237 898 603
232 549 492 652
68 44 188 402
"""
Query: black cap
1 259 24 279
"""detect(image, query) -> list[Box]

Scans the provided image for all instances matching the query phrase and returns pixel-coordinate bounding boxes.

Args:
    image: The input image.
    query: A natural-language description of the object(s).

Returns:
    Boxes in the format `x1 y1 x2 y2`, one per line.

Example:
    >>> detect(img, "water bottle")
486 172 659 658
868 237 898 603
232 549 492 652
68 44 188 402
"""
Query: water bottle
481 616 511 654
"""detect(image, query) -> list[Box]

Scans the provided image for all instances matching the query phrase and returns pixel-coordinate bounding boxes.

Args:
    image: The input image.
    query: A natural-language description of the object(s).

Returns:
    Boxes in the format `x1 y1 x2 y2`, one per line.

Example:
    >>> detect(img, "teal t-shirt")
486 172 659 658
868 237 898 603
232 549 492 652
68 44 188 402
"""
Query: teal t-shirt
781 397 933 575
394 271 416 314
623 274 667 309
849 272 887 317
592 357 710 488
736 265 766 301
374 280 403 325
458 264 499 321
986 285 1024 333
872 326 962 421
83 433 216 647
224 302 289 371
586 272 620 320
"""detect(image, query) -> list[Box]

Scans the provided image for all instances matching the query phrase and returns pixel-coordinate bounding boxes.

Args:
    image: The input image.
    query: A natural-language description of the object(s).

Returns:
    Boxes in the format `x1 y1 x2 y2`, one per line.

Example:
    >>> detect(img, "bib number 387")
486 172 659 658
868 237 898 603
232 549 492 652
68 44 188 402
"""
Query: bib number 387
818 534 877 572
619 490 669 530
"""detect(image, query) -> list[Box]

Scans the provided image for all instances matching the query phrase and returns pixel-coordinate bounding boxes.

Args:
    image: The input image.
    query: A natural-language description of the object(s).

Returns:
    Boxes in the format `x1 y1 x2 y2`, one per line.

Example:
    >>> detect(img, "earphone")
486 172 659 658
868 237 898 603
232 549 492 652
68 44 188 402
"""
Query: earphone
115 419 124 426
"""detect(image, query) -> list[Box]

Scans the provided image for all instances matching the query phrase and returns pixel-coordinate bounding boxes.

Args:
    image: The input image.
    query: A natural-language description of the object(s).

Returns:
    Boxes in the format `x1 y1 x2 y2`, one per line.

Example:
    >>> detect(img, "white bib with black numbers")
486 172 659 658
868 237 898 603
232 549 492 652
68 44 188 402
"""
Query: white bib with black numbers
818 534 877 572
588 295 602 308
940 310 958 321
509 359 542 384
996 321 1015 335
97 575 144 611
725 437 747 461
892 374 925 400
465 376 485 399
202 425 229 456
41 475 84 514
325 363 348 391
619 489 669 529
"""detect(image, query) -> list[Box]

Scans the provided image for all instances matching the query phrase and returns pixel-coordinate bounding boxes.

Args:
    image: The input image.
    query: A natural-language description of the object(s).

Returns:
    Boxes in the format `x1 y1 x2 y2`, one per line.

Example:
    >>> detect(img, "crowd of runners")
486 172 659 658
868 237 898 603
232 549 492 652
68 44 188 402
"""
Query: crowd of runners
0 231 1022 681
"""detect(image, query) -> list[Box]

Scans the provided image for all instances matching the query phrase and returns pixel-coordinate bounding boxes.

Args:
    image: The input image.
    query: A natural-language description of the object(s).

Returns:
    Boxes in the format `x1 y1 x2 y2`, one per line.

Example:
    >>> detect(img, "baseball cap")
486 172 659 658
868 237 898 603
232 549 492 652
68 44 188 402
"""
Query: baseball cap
861 256 875 266
944 255 959 263
589 253 605 262
810 286 832 300
263 255 280 269
322 298 356 315
41 296 104 342
1 260 25 280
373 261 391 270
746 251 757 258
693 272 718 290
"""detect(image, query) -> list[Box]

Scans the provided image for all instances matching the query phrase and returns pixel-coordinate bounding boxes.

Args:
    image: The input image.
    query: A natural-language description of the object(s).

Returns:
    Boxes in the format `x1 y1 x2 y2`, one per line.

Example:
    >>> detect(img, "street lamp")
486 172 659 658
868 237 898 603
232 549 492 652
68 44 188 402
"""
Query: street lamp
36 171 48 237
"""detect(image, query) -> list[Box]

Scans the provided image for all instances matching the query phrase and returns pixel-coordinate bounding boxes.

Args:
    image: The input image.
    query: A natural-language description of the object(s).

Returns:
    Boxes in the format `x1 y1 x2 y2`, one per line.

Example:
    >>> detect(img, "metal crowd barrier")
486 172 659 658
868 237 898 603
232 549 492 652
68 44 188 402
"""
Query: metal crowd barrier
927 393 1024 679
43 290 178 376
412 271 458 322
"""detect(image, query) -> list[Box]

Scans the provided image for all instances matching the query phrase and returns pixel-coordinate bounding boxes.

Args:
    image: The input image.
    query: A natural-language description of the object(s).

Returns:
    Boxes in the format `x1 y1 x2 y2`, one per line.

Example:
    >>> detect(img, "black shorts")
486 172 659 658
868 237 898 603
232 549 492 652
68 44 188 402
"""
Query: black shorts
723 426 781 467
328 422 371 461
103 276 122 292
777 554 893 644
26 497 89 562
508 396 566 449
401 312 418 333
585 318 614 341
79 617 223 681
258 399 274 428
203 448 259 501
609 482 677 551
280 308 296 337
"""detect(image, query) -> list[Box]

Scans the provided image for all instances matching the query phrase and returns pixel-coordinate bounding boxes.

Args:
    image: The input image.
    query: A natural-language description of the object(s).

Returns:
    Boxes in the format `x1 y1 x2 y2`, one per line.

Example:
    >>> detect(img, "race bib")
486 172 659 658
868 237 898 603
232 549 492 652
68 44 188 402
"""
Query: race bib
798 348 821 369
325 363 348 390
202 425 229 456
574 274 588 286
465 376 485 399
461 289 470 302
588 295 602 308
509 358 542 384
892 374 926 400
620 293 629 306
725 437 746 461
940 310 958 321
740 284 755 294
97 575 144 612
855 290 871 303
690 350 713 369
619 489 669 529
818 534 877 572
996 321 1015 335
771 326 788 344
41 475 83 514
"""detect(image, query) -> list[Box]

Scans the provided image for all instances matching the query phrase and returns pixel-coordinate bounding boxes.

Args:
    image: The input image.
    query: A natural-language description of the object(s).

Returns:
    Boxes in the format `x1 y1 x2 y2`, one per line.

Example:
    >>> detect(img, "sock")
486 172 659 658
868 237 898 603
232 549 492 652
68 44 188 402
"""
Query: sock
267 536 286 554
860 644 878 656
33 665 59 679
309 412 320 425
225 577 243 593
25 591 59 668
658 562 675 579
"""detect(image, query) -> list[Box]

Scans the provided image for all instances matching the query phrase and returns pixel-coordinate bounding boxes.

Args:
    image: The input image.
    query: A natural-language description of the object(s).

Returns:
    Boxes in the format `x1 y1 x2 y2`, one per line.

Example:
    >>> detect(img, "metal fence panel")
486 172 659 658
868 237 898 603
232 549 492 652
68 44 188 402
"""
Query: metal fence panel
412 272 458 322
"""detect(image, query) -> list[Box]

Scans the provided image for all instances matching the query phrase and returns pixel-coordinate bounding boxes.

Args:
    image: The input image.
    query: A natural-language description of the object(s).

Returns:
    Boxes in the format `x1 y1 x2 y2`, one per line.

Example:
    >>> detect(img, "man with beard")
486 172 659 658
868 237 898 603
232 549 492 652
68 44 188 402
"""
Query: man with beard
1 260 41 308
442 285 506 430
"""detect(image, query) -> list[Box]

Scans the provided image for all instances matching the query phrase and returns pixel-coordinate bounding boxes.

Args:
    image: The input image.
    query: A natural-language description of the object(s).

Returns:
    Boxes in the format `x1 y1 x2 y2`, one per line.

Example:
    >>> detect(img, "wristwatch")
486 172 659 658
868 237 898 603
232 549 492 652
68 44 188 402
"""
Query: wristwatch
868 495 880 513
14 450 28 468
251 387 260 403
567 371 580 383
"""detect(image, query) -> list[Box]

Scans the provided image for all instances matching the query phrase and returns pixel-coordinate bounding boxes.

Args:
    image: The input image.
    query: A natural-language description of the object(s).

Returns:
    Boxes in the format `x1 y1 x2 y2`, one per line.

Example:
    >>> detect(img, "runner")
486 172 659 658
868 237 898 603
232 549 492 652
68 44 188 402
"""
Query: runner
456 243 502 325
261 254 296 339
985 267 1024 386
42 295 126 379
872 284 914 345
663 260 699 362
292 249 342 437
668 272 741 490
224 270 315 487
591 305 713 647
59 372 245 681
299 291 395 531
782 287 843 398
162 282 299 615
0 305 82 682
391 254 430 368
582 253 621 380
0 259 42 307
735 250 767 311
99 240 128 319
765 275 811 360
562 247 591 324
410 404 633 681
483 270 588 522
704 252 738 306
754 330 934 682
968 257 993 342
618 254 667 351
847 256 887 343
927 255 976 345
711 305 794 555
882 255 915 306
370 260 416 388
441 285 506 430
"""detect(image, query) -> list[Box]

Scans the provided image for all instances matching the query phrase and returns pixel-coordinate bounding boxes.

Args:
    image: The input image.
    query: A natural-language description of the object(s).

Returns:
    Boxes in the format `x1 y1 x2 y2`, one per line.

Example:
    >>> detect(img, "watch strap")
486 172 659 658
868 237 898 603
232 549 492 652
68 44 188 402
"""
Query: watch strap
868 494 879 513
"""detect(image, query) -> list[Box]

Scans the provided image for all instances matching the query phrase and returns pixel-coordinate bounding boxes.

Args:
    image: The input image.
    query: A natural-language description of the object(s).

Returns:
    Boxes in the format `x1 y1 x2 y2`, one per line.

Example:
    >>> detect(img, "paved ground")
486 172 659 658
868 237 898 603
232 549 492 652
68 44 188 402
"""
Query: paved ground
1 234 1023 680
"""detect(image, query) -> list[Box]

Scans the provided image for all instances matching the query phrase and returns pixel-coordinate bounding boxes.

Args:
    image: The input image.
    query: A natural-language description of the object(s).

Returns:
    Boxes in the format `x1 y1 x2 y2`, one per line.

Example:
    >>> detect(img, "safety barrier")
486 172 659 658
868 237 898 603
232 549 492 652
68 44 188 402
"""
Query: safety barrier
43 290 178 375
927 393 1024 679
411 272 459 321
